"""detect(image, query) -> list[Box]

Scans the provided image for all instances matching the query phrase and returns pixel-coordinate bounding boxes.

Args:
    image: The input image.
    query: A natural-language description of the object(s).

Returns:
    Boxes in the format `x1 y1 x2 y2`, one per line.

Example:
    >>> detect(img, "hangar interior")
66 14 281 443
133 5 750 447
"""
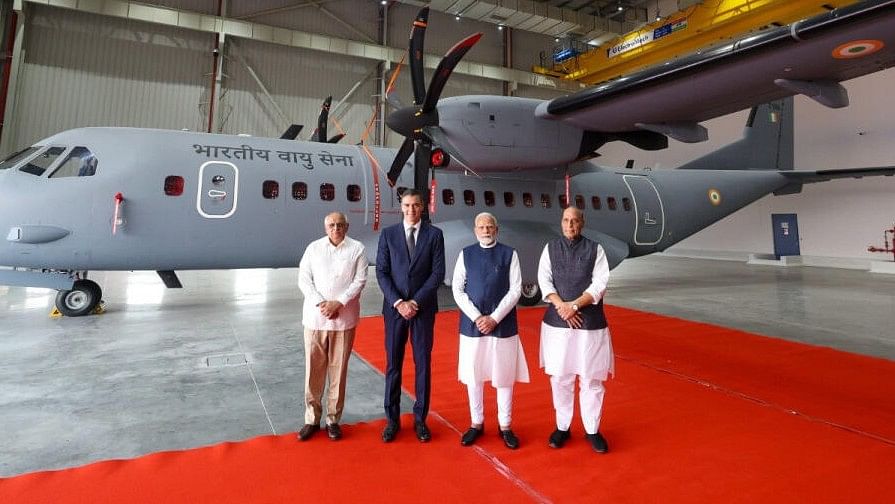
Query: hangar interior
0 0 893 491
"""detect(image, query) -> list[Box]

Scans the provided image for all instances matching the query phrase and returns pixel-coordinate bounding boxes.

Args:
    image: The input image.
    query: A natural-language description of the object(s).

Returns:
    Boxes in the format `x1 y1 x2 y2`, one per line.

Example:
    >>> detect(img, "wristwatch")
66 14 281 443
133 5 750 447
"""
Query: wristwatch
571 303 579 312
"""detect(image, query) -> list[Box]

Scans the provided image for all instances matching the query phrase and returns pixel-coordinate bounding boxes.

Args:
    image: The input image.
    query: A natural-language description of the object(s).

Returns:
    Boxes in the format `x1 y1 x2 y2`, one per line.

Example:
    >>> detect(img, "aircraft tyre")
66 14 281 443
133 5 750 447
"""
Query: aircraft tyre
55 279 102 317
519 282 541 306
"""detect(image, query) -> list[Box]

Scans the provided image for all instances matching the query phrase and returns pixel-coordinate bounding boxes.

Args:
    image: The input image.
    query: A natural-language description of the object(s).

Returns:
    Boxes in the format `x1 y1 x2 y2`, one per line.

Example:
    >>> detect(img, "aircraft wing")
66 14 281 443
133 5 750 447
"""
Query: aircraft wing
539 0 895 134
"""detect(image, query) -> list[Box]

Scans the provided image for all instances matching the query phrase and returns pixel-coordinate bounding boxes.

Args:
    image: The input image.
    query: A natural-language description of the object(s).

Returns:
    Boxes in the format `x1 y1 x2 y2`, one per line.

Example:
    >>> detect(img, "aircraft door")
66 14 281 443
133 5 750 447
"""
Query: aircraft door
197 161 238 218
623 175 664 245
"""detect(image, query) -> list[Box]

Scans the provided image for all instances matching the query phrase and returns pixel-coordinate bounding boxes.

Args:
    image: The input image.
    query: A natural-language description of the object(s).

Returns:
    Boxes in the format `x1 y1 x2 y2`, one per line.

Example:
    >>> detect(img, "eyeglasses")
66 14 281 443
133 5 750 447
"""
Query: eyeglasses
326 222 348 229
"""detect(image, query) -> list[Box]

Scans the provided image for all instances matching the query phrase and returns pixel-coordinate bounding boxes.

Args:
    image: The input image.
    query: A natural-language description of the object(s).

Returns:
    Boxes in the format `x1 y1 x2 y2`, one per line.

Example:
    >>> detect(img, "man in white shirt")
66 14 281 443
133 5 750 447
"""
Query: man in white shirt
452 212 529 449
538 207 614 454
297 211 368 441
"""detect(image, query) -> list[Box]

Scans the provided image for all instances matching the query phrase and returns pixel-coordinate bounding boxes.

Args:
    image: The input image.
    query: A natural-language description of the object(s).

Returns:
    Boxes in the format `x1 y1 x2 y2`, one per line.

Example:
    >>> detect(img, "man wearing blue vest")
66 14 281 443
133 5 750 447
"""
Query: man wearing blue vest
538 207 614 454
452 212 530 449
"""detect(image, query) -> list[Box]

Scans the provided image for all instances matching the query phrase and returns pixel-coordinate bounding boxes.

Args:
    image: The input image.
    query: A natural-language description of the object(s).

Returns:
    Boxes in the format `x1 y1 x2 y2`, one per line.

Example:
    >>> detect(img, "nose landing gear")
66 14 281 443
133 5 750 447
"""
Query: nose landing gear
54 279 103 317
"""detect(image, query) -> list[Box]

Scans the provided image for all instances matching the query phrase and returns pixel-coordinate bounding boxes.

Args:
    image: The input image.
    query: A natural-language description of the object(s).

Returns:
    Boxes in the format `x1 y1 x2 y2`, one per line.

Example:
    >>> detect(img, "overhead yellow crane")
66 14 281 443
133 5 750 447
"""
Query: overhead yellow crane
535 0 862 85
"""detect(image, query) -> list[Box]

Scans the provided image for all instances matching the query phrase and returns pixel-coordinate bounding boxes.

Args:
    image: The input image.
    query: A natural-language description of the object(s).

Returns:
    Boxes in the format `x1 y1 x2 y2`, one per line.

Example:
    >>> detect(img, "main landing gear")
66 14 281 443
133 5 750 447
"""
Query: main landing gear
54 279 103 317
519 282 541 307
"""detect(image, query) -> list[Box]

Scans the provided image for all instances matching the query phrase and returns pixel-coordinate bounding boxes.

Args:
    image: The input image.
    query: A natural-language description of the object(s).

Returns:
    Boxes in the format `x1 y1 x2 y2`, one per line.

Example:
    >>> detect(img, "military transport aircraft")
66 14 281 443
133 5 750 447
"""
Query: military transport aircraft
0 1 894 316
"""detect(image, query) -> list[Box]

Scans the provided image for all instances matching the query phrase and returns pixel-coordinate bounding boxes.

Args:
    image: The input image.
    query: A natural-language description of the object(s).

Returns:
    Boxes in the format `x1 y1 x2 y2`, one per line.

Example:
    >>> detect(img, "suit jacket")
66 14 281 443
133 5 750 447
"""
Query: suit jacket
376 221 445 316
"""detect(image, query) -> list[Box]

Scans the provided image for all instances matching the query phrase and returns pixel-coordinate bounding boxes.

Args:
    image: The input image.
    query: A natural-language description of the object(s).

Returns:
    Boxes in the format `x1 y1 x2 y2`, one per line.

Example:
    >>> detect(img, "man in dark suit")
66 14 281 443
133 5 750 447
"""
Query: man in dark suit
376 188 445 442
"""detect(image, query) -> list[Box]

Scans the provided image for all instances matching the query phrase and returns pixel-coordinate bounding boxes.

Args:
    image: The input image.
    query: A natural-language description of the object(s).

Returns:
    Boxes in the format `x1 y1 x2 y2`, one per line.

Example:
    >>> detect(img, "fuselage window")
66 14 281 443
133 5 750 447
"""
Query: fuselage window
575 194 585 209
0 146 40 170
607 196 617 210
50 146 97 178
396 186 407 202
504 191 515 207
292 182 308 200
592 196 601 210
164 175 184 196
558 194 569 209
19 146 65 176
523 192 533 208
622 197 632 211
320 183 335 201
464 190 475 206
263 180 280 199
541 193 552 209
347 184 361 202
484 190 495 207
442 189 455 205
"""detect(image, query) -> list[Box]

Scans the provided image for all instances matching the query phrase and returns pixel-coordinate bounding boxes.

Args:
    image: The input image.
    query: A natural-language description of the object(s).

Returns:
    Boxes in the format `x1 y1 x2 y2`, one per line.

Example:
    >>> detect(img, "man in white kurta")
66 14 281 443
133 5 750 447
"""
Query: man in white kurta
538 207 614 454
297 212 368 441
452 213 529 449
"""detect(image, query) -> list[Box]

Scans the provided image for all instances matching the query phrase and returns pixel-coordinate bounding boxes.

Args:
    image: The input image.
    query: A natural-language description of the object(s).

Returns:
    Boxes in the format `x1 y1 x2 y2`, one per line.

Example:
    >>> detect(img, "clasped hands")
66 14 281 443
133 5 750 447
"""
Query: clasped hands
317 300 343 319
397 299 419 320
474 315 497 335
555 302 583 329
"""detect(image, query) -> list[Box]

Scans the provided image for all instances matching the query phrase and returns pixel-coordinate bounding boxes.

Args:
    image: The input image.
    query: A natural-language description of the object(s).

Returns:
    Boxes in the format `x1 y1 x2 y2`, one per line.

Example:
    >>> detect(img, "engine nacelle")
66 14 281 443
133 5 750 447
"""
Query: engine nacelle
436 96 584 171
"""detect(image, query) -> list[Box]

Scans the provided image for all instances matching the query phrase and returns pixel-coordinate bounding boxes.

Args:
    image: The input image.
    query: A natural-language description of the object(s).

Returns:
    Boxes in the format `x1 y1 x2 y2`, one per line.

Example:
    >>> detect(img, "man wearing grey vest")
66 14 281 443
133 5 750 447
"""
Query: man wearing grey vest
452 213 530 449
537 207 614 454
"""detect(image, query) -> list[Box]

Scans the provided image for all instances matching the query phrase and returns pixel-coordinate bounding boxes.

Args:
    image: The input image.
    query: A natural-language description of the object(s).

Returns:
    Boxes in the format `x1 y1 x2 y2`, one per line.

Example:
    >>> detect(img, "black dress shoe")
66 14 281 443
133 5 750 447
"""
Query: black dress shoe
382 422 399 443
460 427 483 446
499 429 520 450
414 421 431 442
326 423 342 440
585 432 608 453
297 423 319 441
548 428 570 449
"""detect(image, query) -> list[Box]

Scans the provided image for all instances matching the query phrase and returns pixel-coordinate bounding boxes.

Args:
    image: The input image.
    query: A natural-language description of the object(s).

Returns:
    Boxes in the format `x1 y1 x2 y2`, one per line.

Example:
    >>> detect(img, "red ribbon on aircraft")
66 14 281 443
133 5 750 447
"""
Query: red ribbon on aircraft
564 172 570 205
112 192 124 235
360 145 381 231
429 176 437 215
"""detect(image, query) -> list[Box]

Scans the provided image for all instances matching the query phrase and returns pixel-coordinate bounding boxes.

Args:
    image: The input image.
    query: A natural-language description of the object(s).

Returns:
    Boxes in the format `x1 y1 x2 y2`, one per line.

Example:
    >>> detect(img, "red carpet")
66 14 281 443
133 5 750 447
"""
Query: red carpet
2 306 894 503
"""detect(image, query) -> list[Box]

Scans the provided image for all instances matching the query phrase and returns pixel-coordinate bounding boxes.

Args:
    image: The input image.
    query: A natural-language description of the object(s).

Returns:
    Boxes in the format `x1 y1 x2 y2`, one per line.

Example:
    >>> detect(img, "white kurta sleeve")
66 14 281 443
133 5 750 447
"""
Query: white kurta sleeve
451 250 482 321
489 250 522 324
583 244 610 303
537 244 555 301
297 243 325 306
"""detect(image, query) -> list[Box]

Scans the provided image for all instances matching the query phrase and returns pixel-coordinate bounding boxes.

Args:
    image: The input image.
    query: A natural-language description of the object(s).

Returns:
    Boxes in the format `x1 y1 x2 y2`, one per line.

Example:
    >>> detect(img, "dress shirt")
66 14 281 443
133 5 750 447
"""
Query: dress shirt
298 235 368 330
537 240 609 304
452 242 522 325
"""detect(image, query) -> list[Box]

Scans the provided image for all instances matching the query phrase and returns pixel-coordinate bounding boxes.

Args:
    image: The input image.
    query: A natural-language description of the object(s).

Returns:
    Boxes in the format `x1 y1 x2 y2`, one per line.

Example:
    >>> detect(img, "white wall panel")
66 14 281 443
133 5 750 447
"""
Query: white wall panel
236 0 381 44
8 4 211 151
220 37 378 144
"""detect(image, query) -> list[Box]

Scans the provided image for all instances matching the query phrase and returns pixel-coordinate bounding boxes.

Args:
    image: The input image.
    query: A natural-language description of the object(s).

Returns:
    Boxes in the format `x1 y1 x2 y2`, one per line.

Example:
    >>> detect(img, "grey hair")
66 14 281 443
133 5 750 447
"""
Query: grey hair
475 212 498 227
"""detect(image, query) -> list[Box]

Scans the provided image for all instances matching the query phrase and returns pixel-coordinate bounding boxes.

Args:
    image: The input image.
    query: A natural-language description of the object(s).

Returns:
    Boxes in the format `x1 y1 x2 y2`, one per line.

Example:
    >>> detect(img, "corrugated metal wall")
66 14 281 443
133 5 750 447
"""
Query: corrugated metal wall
221 37 378 142
7 4 211 151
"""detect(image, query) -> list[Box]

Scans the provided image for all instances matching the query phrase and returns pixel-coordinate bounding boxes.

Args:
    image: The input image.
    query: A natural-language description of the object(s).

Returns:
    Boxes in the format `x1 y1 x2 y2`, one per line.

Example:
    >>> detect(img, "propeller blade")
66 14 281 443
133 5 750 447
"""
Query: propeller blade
311 96 332 142
387 137 415 186
327 133 345 144
421 32 482 113
422 126 471 170
279 124 303 140
409 7 429 105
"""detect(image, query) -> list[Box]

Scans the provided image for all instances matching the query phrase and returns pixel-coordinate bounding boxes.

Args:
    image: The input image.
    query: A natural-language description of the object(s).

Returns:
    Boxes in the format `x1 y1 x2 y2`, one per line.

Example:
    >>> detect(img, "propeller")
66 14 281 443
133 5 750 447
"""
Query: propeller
280 124 303 140
309 96 332 142
385 6 482 196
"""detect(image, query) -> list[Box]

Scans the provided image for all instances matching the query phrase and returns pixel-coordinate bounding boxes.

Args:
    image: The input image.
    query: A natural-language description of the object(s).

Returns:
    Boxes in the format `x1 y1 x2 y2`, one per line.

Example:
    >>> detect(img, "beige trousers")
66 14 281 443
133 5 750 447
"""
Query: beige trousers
303 328 356 425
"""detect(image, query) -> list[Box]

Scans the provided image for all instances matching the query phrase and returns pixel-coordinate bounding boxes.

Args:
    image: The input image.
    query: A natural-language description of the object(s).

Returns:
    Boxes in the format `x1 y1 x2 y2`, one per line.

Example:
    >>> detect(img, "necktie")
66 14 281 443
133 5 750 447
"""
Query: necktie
406 227 416 258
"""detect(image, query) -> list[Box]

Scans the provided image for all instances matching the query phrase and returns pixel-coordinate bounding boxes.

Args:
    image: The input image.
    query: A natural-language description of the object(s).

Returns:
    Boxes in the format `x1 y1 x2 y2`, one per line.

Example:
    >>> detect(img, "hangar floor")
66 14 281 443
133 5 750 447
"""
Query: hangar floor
1 254 893 477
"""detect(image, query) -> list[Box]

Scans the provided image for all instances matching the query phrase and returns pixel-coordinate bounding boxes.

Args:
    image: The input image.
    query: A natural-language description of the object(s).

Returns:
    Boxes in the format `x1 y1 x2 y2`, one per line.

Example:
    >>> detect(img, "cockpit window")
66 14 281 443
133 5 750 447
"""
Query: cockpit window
19 146 66 176
0 146 41 170
49 147 98 178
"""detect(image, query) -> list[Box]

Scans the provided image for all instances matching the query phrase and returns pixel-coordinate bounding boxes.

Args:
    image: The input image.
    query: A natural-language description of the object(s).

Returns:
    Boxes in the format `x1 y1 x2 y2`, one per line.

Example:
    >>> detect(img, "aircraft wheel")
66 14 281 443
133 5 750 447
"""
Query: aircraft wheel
518 282 541 306
55 279 102 317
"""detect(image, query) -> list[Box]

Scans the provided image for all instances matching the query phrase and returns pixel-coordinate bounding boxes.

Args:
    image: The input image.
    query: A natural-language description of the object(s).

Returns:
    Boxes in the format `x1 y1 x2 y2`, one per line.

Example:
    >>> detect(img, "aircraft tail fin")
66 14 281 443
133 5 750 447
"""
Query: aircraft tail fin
677 98 793 171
